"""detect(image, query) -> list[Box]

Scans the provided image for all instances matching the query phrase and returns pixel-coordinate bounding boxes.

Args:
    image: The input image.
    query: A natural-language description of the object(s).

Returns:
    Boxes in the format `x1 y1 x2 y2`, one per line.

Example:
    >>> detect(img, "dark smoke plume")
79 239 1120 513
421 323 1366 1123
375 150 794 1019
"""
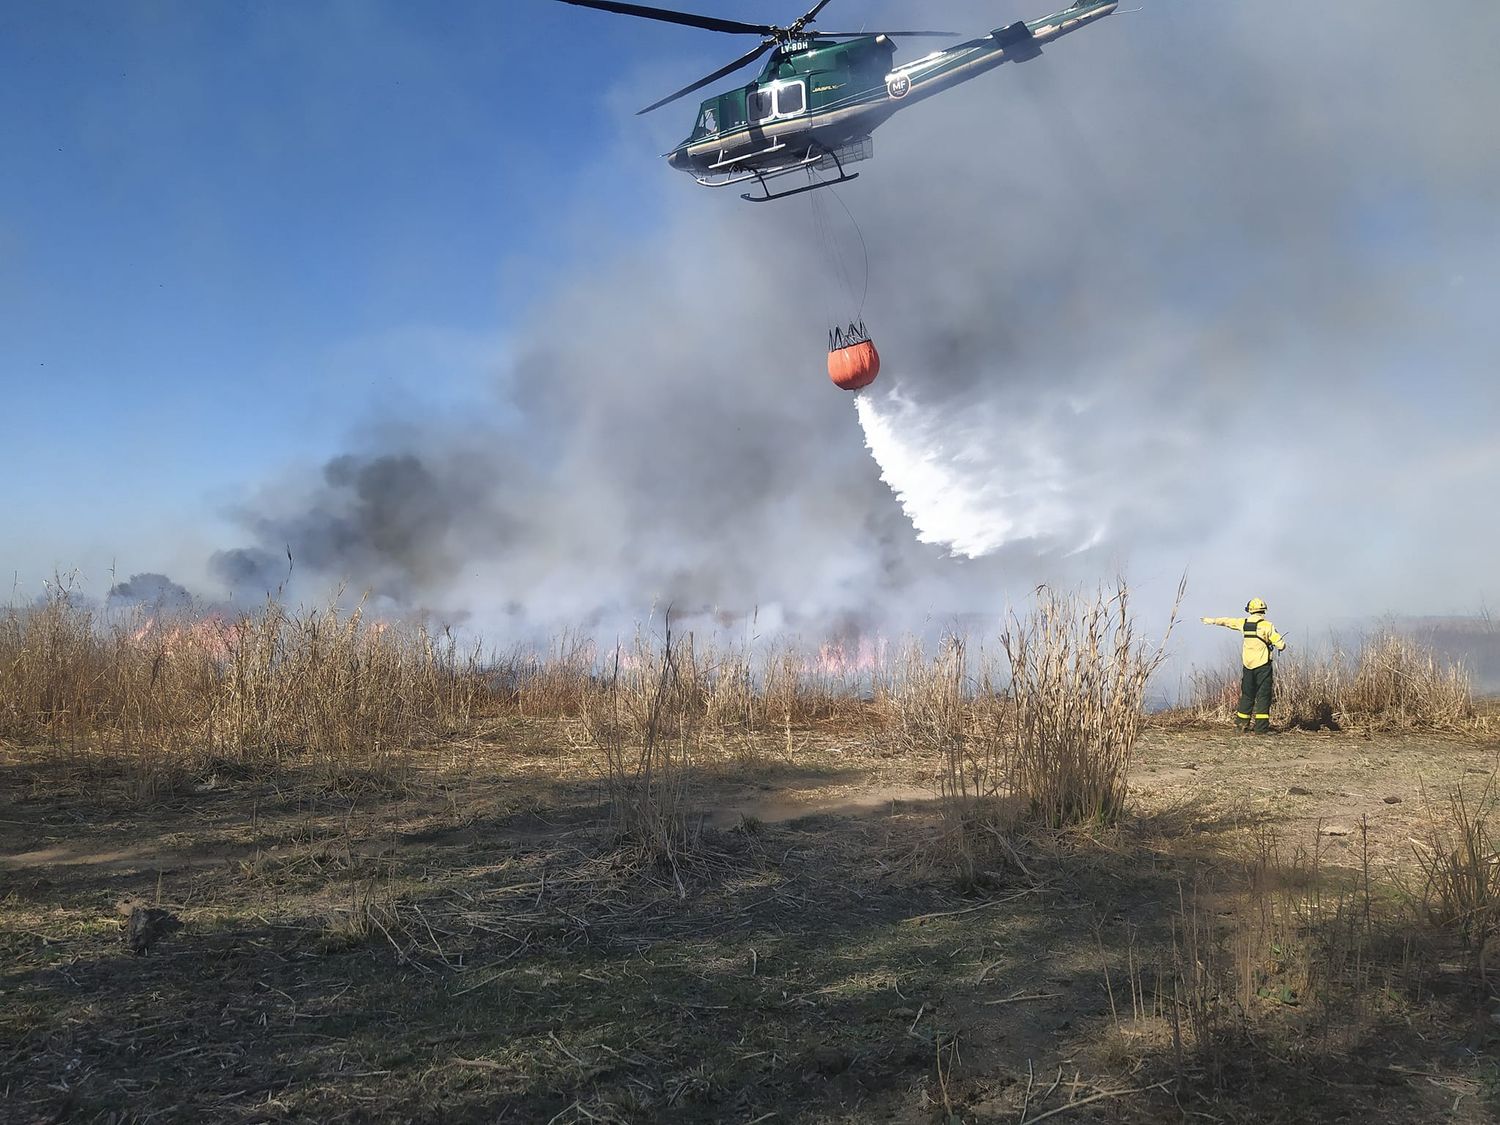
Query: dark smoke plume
107 573 194 611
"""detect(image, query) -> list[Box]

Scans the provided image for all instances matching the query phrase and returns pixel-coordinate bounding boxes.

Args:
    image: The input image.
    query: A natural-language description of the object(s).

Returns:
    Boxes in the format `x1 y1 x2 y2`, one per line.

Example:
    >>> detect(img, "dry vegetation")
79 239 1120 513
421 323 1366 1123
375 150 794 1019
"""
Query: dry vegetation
3 583 1498 1124
1180 629 1477 733
0 584 486 787
1001 582 1179 827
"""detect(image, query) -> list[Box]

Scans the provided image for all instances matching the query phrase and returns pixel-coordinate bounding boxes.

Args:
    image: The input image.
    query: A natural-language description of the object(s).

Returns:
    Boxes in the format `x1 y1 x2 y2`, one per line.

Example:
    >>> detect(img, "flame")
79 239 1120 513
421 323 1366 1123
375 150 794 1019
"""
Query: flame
810 636 890 678
130 615 244 662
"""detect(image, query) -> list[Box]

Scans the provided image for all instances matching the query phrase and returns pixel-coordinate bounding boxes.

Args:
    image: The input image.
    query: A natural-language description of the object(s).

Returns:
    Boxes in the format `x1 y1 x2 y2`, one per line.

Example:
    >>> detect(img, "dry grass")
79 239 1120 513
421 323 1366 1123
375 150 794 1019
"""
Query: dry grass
1002 581 1181 828
892 634 972 797
1407 773 1500 967
0 582 488 786
1096 784 1498 1106
889 635 1016 883
581 620 700 888
6 591 1500 1124
3 586 898 793
888 582 1179 884
1277 632 1475 731
506 630 598 717
503 629 885 743
1179 630 1476 732
1103 822 1444 1096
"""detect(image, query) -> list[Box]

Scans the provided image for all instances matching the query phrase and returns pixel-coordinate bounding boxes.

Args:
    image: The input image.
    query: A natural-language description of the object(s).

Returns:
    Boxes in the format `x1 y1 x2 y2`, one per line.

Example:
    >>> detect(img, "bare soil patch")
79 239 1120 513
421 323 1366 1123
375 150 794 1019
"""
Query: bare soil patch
3 724 1498 1124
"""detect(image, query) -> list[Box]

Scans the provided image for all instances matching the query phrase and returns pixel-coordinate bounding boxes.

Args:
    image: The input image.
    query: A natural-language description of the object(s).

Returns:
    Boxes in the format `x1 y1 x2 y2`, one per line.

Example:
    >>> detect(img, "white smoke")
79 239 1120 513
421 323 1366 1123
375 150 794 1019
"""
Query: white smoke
119 0 1500 646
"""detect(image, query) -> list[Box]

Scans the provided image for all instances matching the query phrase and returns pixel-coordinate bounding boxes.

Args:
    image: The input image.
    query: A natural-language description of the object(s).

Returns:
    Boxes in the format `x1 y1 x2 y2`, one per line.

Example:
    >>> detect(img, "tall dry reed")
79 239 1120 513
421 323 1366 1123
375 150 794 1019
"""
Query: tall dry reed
582 620 699 890
1001 580 1180 827
504 631 598 717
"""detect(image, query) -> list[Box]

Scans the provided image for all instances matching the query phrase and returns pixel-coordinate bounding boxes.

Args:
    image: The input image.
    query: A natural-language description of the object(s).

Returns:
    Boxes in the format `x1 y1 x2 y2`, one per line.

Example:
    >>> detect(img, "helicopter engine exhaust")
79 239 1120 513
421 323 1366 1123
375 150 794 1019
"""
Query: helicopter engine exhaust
994 21 1043 62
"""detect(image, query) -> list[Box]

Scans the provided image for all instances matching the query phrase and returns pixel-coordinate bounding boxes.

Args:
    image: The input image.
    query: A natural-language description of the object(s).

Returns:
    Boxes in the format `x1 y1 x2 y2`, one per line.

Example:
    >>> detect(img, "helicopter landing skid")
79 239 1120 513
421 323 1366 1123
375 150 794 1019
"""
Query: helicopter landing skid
740 143 859 203
741 169 859 203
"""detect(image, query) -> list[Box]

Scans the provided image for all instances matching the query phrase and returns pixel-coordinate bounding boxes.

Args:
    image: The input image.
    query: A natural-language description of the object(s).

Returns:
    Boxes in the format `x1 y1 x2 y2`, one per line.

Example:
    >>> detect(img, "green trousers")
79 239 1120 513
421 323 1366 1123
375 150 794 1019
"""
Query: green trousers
1237 664 1274 732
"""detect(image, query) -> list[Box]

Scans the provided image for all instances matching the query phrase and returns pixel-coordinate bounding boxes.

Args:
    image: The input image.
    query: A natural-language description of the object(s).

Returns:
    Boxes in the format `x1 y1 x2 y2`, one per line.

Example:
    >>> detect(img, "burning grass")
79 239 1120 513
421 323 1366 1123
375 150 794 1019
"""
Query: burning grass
0 584 487 783
0 588 895 795
0 578 1267 883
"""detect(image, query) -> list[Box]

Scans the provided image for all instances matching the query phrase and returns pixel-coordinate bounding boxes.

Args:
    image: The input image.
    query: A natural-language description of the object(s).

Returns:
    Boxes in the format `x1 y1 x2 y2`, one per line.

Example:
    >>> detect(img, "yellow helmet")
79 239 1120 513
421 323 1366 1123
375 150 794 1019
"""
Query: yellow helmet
1246 597 1268 614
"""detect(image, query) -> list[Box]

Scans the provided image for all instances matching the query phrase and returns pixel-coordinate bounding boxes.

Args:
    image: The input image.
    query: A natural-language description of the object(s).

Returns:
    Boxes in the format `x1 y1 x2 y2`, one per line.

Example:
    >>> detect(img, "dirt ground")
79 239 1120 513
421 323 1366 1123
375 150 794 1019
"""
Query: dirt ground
3 721 1499 1124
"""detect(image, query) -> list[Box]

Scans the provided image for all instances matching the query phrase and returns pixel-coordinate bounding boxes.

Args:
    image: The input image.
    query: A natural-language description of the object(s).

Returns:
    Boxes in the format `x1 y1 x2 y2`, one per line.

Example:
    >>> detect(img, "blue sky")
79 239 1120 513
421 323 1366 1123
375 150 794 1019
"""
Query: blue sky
3 0 689 579
4 0 1499 644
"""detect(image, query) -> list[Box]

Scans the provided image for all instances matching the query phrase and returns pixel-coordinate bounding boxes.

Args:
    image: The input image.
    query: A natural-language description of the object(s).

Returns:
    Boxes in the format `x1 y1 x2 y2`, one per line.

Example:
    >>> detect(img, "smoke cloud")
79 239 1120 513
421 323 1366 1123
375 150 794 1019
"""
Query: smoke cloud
211 0 1500 645
106 573 194 611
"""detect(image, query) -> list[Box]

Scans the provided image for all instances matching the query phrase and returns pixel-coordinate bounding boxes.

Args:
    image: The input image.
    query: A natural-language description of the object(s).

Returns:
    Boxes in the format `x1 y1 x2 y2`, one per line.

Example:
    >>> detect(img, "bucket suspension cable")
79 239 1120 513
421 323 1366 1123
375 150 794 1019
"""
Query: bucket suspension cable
808 178 870 318
809 172 879 391
829 320 873 352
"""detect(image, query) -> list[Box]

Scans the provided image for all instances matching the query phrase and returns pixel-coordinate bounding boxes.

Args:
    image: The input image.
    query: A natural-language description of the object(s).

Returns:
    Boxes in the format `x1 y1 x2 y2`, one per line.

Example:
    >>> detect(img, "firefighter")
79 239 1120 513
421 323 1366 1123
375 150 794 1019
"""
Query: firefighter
1201 598 1288 733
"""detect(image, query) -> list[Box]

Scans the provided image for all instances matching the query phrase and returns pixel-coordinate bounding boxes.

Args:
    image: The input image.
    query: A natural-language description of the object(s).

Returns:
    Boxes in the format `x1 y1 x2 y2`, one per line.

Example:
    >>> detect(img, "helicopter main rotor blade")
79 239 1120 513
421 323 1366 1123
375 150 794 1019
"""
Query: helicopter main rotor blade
792 0 837 31
636 39 774 114
794 0 956 39
556 0 771 36
812 30 960 37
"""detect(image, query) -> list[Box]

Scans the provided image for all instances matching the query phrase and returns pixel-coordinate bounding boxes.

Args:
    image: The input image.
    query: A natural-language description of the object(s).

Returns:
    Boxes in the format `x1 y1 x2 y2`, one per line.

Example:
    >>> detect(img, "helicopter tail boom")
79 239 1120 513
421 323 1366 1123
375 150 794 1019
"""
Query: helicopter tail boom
1023 0 1117 46
875 1 1116 115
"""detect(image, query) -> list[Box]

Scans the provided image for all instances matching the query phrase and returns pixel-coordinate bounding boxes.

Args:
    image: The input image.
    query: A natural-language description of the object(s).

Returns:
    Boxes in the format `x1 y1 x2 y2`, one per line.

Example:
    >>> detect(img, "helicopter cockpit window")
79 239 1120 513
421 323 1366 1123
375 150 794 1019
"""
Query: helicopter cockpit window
747 89 775 123
776 82 805 116
698 105 718 134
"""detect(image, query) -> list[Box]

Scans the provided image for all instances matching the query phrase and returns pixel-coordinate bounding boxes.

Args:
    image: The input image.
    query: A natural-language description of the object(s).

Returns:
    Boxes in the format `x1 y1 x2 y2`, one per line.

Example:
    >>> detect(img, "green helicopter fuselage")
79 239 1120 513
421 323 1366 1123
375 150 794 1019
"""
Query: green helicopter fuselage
665 0 1117 195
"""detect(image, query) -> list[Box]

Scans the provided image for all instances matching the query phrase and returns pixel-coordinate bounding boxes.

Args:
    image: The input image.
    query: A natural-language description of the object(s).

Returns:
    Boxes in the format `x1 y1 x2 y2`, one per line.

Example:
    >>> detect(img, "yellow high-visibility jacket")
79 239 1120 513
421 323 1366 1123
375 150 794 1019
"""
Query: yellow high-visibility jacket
1204 614 1286 669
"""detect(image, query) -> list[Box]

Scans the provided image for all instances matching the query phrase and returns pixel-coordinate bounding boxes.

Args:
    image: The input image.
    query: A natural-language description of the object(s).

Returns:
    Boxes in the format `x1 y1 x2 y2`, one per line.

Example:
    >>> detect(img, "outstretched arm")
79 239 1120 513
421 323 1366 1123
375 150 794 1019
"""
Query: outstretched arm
1201 617 1241 629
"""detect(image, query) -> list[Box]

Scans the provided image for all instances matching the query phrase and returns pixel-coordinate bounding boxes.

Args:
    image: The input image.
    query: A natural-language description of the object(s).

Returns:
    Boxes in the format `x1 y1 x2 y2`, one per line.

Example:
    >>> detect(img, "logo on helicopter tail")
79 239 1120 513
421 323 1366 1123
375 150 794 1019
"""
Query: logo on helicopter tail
885 73 912 99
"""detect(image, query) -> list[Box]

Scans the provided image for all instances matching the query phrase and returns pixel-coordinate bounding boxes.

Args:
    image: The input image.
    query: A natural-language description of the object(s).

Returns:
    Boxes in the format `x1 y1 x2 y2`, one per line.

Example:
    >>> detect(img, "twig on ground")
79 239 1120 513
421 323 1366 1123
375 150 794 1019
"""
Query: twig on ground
1018 1083 1168 1125
904 887 1038 925
983 991 1061 1006
453 1056 506 1071
908 1003 927 1035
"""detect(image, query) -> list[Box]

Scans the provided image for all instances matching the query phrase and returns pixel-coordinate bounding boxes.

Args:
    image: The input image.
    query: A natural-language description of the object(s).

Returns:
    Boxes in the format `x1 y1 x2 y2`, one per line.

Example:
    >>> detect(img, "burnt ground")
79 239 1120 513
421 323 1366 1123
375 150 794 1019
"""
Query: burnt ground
3 720 1500 1124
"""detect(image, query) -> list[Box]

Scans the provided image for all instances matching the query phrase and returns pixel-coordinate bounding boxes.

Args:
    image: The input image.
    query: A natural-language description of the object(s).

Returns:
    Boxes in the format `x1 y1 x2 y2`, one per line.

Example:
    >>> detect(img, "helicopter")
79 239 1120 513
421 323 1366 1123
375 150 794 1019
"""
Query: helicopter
560 0 1119 202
